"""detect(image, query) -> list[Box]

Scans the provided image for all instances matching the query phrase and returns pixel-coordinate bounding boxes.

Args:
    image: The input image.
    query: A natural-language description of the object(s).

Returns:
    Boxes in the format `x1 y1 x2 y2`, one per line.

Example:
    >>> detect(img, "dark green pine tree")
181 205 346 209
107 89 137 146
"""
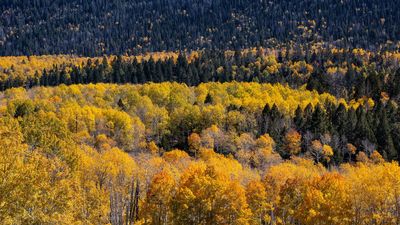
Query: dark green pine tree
310 104 328 135
324 101 335 133
131 58 139 83
176 53 188 83
391 123 400 159
92 59 100 83
60 68 69 85
333 103 348 136
386 100 399 124
125 63 134 84
302 103 314 131
389 68 400 97
147 57 156 82
190 64 200 85
366 70 383 101
86 59 94 83
354 75 366 98
252 65 261 83
112 55 124 83
345 61 357 97
355 107 377 145
42 69 49 86
164 58 174 81
186 66 194 86
52 66 61 86
155 60 164 83
136 62 145 83
260 104 271 135
306 69 325 93
204 93 213 105
346 107 358 141
376 105 397 160
267 104 286 143
294 106 305 131
99 56 109 82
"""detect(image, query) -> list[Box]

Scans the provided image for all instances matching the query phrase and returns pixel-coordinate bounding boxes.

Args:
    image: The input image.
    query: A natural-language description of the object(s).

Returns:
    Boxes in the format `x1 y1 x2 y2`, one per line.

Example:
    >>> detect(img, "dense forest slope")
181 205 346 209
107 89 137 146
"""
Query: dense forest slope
2 47 400 102
1 0 400 55
2 82 400 224
2 82 396 166
2 1 400 224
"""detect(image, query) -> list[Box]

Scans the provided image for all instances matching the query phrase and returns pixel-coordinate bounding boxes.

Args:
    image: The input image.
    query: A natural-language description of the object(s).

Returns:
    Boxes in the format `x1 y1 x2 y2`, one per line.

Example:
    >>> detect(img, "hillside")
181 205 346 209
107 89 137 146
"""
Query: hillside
2 1 400 224
1 0 400 55
1 82 392 165
1 82 400 224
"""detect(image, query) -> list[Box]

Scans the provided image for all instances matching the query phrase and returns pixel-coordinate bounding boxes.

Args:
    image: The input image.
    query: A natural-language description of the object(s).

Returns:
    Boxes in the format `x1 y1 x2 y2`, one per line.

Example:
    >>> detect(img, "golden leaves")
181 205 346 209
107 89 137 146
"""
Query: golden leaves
0 81 398 224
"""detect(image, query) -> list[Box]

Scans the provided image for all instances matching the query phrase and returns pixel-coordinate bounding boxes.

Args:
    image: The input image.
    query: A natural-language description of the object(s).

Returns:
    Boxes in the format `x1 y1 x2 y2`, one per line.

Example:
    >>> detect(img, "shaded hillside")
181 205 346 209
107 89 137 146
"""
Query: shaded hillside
1 0 399 55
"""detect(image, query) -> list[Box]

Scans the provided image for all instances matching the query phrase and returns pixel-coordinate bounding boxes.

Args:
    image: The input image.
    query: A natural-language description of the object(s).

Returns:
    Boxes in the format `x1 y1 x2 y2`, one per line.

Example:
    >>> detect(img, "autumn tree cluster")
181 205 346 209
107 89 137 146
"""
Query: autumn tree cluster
4 82 387 163
1 82 400 224
1 91 400 224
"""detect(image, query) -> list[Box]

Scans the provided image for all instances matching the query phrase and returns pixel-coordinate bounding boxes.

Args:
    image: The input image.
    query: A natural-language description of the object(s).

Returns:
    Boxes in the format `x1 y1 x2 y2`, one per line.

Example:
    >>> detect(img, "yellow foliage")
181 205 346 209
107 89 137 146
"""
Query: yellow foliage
283 129 302 156
172 162 251 225
163 149 190 164
0 82 396 224
322 145 334 161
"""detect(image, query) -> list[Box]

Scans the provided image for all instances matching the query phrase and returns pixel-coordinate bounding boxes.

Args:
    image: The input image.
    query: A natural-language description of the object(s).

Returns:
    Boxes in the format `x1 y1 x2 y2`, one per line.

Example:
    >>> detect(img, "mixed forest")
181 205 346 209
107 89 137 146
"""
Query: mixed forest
2 82 400 225
2 0 400 224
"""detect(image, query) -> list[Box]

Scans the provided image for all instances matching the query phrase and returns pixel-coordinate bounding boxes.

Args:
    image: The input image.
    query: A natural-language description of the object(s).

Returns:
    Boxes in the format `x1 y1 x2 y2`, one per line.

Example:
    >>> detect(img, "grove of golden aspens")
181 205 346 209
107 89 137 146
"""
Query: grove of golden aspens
1 57 400 224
